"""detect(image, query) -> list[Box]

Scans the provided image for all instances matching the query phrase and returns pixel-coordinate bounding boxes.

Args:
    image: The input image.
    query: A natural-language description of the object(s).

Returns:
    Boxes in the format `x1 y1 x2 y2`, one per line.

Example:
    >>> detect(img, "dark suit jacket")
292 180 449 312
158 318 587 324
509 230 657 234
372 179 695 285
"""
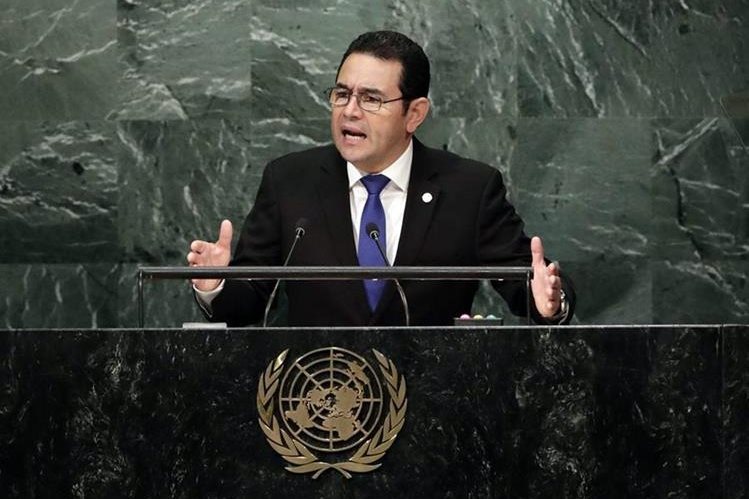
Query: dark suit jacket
208 138 576 327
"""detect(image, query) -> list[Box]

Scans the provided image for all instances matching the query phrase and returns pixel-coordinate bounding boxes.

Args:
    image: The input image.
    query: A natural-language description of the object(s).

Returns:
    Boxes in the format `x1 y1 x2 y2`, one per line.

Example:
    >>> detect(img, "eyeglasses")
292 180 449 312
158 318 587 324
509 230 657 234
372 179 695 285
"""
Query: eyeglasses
326 87 406 112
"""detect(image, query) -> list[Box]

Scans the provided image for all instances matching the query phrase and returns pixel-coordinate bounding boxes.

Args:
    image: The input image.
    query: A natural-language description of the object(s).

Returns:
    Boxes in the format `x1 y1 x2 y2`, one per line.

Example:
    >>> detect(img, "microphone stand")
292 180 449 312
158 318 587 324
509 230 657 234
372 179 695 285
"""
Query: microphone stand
367 223 410 327
262 221 306 327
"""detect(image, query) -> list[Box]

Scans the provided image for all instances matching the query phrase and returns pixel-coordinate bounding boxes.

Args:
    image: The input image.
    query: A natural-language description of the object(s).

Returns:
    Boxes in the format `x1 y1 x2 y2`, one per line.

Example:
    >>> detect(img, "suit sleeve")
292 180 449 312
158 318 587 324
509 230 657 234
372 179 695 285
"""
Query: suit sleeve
476 168 576 324
207 162 282 326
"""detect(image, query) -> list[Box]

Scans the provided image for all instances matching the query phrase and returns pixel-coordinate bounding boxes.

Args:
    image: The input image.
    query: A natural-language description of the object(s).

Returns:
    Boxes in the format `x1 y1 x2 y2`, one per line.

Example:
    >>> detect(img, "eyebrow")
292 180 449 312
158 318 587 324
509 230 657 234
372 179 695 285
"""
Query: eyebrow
334 83 385 96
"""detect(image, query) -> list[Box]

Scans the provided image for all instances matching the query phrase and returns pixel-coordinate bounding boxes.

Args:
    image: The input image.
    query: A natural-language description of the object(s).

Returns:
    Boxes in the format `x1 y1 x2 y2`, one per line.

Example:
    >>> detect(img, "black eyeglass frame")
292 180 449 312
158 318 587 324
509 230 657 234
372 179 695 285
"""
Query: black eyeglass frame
325 87 407 112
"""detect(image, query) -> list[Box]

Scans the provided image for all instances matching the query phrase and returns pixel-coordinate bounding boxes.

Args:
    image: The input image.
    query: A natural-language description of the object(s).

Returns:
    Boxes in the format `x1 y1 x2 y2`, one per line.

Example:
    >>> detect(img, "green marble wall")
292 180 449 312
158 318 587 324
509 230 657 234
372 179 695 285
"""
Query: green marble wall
1 0 747 328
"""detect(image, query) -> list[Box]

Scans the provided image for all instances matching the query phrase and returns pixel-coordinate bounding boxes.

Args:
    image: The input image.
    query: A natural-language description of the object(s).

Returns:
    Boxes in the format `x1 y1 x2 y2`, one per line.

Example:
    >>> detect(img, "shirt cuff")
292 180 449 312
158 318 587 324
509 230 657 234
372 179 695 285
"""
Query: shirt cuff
193 280 225 315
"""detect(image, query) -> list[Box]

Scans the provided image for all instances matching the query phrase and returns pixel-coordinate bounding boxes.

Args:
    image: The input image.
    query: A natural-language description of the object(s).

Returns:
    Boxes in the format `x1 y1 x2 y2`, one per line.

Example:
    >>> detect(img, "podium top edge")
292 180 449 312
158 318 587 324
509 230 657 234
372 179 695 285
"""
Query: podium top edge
137 266 534 280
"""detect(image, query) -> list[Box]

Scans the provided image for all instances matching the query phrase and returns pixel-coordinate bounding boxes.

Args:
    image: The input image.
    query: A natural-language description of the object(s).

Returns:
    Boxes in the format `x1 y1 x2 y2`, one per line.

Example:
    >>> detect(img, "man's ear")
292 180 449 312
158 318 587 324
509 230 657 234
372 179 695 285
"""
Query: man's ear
405 97 430 134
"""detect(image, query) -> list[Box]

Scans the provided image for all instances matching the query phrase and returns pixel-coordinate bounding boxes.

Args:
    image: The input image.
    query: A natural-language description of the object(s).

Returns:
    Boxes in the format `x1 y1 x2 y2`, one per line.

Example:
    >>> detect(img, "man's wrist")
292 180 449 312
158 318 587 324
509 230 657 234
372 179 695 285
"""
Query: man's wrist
548 289 569 322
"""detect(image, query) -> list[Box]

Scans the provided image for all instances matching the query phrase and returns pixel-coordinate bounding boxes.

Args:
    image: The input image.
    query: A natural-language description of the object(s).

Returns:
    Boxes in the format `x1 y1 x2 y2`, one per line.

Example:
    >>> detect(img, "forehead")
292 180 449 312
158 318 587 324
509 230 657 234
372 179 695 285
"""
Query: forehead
336 53 402 92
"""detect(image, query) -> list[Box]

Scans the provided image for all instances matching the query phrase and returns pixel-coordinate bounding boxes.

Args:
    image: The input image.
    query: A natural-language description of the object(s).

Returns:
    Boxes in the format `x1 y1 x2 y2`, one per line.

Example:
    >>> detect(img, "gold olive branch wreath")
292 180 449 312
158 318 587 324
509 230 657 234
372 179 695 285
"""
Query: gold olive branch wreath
256 349 407 479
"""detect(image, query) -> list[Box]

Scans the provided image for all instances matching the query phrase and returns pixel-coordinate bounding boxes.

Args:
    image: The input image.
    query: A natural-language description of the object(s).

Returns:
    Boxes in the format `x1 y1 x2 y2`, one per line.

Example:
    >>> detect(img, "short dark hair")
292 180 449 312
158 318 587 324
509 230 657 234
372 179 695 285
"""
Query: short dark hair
336 30 430 103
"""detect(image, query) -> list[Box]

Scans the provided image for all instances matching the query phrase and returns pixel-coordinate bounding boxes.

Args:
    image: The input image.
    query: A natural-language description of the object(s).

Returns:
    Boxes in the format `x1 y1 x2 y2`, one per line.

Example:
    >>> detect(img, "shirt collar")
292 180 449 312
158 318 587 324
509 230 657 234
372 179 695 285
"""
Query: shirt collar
346 139 412 192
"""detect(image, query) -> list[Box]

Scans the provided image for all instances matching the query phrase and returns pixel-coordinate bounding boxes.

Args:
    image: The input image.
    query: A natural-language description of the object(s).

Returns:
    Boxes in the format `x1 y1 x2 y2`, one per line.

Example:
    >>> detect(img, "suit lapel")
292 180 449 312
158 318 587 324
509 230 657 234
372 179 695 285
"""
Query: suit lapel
317 151 359 266
316 149 372 318
372 139 441 323
393 139 440 266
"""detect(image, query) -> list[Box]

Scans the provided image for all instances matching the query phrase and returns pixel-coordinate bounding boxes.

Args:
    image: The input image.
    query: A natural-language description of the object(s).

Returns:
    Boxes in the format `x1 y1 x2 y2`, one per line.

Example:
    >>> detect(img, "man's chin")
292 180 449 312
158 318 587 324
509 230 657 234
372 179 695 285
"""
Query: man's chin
335 142 369 164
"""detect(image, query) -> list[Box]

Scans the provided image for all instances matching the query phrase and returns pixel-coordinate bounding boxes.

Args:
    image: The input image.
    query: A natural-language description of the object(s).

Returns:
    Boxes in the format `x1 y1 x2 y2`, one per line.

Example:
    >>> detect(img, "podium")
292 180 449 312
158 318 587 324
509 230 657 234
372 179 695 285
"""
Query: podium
1 325 747 498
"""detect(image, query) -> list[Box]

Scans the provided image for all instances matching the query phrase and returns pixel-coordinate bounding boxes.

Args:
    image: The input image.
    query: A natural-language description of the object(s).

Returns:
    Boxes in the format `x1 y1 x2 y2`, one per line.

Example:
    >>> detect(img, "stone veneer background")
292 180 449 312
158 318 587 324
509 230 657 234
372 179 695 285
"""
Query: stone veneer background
0 0 747 328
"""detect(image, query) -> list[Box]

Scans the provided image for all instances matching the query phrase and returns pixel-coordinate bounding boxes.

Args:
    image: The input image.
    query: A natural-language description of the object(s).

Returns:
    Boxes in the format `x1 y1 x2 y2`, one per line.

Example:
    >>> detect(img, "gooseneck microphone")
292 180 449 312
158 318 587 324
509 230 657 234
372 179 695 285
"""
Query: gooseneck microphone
366 222 410 326
262 218 307 327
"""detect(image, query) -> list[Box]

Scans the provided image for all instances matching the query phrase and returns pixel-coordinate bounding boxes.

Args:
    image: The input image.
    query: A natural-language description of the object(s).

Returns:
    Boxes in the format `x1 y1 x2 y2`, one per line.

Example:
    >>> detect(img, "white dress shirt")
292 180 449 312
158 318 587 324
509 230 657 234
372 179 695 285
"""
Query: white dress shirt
347 140 412 264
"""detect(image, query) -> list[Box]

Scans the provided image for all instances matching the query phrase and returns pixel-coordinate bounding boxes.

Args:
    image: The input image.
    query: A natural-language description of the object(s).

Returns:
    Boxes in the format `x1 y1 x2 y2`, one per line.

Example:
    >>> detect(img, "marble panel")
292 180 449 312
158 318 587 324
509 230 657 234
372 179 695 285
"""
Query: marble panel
384 0 516 119
0 121 120 263
116 263 204 329
113 0 253 120
416 117 517 178
116 119 256 264
0 0 118 120
721 89 749 153
248 118 330 171
0 264 120 329
653 259 749 324
0 330 143 496
511 118 652 262
724 324 749 499
513 0 749 117
251 0 516 120
562 258 652 325
585 326 722 497
249 3 387 120
473 257 653 326
652 118 749 261
0 326 726 497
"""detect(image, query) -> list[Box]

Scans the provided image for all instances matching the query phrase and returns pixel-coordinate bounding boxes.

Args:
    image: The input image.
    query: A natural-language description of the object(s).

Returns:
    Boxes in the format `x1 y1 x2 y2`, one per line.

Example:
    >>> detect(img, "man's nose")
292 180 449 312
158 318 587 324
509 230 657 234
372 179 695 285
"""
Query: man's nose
342 95 363 118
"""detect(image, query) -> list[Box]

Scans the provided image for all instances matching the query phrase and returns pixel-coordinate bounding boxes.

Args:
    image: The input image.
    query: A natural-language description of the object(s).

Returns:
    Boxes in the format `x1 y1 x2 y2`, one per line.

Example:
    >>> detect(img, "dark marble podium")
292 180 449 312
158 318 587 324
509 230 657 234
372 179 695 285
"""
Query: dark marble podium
1 326 747 498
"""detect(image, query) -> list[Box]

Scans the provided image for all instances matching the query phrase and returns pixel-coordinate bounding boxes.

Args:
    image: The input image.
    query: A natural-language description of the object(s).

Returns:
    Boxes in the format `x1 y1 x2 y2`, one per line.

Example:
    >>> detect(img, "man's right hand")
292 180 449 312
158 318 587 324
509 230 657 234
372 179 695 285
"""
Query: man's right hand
187 219 233 292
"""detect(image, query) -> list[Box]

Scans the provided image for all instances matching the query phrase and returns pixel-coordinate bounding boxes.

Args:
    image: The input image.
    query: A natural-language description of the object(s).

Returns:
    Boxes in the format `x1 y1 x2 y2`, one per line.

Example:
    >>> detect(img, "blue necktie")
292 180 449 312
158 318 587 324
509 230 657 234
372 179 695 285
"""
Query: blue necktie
358 174 390 311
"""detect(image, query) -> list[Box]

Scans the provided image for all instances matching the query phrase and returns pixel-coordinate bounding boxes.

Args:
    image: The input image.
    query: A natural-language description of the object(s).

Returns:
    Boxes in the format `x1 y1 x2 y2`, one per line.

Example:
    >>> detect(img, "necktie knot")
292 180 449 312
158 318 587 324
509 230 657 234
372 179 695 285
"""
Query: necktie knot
360 175 390 196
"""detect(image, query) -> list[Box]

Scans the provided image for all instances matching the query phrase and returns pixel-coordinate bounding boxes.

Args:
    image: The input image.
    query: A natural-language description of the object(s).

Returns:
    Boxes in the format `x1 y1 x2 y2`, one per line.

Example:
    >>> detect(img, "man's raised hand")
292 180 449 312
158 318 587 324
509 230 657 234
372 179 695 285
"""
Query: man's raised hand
530 236 562 319
187 219 233 291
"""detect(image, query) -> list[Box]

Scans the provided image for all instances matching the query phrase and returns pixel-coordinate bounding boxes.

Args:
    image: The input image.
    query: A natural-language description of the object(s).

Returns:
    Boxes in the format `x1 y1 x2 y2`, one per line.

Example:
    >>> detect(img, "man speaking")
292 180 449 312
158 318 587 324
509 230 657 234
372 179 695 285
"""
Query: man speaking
187 30 576 327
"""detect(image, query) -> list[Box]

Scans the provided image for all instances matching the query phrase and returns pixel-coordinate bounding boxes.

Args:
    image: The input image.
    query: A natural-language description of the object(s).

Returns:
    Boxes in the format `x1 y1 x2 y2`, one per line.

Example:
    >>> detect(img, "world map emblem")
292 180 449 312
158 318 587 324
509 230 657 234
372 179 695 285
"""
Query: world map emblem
256 347 408 478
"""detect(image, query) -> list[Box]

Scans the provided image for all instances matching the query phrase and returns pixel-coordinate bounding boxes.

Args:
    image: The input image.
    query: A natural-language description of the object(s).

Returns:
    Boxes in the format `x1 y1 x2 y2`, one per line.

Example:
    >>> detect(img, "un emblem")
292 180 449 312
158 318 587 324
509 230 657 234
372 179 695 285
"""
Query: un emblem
256 347 407 478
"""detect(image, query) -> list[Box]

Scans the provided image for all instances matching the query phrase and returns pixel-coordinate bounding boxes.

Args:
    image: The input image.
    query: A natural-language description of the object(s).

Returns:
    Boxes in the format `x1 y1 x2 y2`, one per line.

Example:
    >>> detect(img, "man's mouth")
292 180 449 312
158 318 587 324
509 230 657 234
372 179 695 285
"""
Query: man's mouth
342 128 367 142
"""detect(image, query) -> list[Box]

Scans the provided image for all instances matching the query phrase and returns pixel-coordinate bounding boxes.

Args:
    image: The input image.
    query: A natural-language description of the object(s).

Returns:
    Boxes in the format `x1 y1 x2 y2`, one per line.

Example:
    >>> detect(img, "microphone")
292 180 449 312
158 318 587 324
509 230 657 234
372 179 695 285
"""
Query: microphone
262 218 307 327
365 223 410 326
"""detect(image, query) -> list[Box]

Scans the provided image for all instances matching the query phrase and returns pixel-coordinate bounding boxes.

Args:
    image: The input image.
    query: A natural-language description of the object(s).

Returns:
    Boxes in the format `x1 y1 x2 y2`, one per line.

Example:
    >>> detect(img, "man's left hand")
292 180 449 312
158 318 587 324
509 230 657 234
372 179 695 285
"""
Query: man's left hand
530 236 562 318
